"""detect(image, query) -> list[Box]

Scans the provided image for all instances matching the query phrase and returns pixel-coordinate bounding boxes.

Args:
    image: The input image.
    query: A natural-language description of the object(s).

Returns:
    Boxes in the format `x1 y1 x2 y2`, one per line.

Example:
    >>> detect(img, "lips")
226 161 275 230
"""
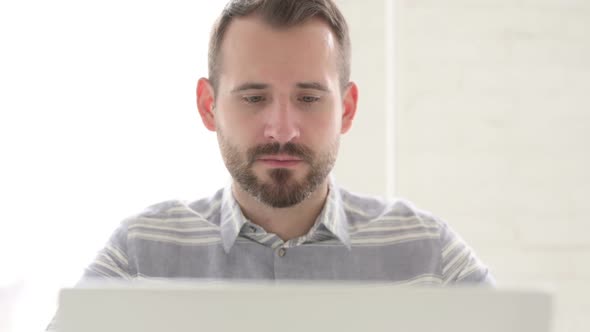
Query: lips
257 155 303 167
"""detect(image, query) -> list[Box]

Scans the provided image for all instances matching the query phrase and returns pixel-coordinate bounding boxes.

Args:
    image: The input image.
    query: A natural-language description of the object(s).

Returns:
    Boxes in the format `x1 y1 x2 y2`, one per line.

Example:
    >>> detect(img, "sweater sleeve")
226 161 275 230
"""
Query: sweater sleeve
45 221 132 331
438 218 495 286
82 220 132 279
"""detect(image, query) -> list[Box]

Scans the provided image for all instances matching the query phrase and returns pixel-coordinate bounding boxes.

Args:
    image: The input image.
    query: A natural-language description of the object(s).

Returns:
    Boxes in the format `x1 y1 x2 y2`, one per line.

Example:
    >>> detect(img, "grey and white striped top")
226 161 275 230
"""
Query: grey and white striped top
82 179 494 286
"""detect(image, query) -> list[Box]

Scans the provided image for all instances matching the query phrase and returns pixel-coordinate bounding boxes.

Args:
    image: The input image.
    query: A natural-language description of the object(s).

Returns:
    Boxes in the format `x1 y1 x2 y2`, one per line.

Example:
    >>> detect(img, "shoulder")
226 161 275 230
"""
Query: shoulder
119 189 225 232
338 188 446 235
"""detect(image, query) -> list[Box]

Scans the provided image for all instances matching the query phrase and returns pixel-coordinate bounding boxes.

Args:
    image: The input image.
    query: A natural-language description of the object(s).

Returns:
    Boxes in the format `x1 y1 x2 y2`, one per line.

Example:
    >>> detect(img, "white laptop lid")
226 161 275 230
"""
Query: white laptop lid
57 282 553 332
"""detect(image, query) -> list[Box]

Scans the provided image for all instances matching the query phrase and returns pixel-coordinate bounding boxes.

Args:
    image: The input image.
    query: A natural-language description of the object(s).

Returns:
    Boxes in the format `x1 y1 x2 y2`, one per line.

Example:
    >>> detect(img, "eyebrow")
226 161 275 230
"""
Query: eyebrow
230 81 331 93
231 82 269 93
296 82 330 92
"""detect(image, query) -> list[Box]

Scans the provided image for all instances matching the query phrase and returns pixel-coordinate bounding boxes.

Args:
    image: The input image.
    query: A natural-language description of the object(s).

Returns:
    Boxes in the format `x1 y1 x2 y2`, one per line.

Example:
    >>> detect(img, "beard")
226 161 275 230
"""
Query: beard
217 130 338 208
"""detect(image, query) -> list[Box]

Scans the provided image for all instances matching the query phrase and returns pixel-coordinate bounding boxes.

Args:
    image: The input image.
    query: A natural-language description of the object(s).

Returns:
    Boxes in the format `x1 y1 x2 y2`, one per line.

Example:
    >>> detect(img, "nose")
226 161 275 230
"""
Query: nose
263 99 300 144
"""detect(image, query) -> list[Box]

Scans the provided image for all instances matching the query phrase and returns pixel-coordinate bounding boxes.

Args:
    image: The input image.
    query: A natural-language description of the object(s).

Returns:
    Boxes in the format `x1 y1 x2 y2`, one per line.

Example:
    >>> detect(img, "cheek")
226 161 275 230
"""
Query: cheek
301 115 341 151
310 108 342 133
217 110 261 145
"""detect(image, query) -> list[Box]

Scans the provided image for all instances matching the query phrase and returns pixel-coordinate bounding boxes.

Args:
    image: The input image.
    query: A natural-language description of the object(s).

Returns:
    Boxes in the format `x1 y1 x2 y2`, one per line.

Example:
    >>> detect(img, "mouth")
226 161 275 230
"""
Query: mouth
257 155 303 167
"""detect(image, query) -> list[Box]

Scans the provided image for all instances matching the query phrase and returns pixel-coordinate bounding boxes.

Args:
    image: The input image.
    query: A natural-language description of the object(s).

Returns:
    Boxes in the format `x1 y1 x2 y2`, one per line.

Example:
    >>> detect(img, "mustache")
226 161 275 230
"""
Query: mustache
247 142 313 165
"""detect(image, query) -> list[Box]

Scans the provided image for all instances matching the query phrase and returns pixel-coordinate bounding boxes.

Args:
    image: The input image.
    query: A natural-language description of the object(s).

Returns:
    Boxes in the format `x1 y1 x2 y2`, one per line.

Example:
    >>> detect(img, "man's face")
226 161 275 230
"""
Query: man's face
202 16 356 208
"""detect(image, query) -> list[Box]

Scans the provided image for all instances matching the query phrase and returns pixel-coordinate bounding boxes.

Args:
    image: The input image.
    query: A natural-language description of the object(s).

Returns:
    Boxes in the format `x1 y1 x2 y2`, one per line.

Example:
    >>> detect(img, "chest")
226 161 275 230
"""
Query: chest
129 238 443 284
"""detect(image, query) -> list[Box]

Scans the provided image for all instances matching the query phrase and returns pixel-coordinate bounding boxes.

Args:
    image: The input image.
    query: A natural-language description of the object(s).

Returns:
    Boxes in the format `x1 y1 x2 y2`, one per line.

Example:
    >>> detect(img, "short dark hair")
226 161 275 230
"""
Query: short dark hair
208 0 351 91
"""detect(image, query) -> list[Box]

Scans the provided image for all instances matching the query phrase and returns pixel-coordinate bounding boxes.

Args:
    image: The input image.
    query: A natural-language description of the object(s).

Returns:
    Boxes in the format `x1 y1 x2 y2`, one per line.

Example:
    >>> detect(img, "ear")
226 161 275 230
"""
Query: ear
197 77 217 131
340 81 358 134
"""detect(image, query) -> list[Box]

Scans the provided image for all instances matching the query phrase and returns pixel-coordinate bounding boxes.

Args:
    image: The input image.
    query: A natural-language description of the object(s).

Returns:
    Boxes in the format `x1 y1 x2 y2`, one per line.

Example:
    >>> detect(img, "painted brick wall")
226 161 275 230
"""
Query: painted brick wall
394 1 590 331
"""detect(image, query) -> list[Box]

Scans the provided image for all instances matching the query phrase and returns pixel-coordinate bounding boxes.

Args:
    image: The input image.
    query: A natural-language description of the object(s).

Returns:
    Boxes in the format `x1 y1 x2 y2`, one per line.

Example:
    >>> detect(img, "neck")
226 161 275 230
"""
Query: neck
232 180 329 241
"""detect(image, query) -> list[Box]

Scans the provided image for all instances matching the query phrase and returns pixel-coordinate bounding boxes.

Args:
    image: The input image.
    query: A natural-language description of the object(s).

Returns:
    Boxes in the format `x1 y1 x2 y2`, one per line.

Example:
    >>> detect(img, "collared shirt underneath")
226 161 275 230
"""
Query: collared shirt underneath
83 179 494 285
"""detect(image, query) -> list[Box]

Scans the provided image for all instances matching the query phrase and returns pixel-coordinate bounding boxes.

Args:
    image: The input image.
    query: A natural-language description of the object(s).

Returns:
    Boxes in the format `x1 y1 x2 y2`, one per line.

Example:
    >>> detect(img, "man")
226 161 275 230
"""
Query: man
79 0 494 284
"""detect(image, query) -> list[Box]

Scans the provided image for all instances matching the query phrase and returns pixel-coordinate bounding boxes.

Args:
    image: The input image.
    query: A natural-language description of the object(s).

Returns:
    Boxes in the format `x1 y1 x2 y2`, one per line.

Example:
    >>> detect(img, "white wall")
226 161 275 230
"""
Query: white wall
394 1 590 331
334 0 394 197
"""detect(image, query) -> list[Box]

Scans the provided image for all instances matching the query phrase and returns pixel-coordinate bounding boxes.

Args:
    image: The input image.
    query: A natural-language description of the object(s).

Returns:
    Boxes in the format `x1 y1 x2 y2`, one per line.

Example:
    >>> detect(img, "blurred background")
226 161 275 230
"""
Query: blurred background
0 0 588 331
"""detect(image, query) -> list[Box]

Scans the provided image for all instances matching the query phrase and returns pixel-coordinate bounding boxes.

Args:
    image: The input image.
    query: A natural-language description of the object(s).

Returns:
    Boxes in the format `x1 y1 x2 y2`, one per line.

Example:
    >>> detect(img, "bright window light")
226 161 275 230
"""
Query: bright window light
0 1 228 331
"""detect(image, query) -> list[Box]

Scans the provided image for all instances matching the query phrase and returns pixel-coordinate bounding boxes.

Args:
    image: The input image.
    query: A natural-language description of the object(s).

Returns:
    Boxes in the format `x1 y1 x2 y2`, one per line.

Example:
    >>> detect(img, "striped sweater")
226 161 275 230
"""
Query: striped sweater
82 180 494 285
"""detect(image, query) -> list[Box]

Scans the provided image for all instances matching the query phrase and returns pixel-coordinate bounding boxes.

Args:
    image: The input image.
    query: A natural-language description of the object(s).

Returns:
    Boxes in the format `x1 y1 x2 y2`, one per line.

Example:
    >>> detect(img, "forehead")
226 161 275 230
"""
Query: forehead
218 16 339 89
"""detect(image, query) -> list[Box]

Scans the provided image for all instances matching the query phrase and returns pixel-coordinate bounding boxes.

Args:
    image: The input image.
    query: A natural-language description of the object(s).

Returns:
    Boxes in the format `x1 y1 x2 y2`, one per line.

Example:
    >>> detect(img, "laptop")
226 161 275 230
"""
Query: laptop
57 281 553 332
